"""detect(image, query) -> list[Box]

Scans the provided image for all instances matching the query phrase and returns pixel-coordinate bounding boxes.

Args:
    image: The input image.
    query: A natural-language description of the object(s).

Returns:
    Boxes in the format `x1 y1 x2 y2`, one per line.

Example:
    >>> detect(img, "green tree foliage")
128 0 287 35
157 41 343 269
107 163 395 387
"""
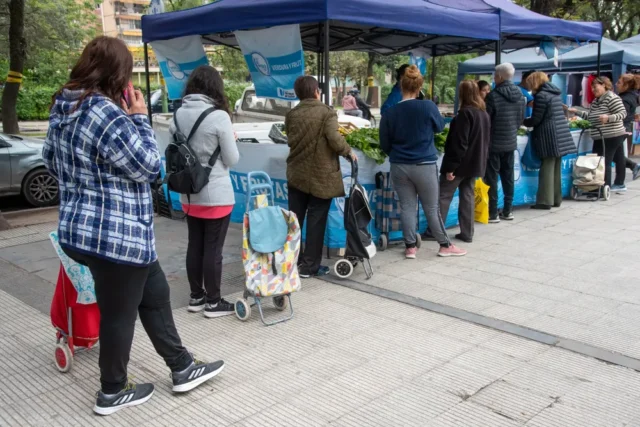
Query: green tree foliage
515 0 640 40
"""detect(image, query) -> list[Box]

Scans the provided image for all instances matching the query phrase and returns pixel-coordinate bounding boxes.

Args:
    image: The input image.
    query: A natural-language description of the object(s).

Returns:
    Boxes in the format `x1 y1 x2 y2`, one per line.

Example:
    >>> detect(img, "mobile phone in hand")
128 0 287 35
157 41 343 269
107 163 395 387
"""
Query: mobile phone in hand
123 82 133 108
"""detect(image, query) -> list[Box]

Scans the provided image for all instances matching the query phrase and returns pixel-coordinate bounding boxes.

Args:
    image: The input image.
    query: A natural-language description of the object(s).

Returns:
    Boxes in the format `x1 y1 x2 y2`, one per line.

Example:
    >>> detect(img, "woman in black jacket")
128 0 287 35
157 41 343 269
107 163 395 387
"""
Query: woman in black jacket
439 80 491 243
524 72 575 209
617 74 640 180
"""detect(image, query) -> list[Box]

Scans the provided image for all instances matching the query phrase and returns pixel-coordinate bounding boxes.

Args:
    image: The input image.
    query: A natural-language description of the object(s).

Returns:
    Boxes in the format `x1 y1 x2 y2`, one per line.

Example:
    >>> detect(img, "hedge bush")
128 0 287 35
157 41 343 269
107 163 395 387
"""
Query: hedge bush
4 83 249 121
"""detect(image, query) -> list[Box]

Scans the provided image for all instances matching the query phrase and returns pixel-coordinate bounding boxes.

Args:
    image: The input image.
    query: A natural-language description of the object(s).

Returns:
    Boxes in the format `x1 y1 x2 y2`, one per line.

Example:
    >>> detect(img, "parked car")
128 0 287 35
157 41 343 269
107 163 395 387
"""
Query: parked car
150 89 181 114
0 133 59 207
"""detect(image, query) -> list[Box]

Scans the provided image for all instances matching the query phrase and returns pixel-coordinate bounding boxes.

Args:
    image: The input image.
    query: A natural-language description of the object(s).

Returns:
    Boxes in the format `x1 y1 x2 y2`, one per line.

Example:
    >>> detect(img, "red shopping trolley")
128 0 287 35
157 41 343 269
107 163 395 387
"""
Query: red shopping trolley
50 263 100 372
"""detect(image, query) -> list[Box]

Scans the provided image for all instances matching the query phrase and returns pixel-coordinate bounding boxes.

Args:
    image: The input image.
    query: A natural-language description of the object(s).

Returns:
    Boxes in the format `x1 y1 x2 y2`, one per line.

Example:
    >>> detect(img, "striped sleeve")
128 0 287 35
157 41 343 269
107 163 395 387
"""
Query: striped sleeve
606 96 626 124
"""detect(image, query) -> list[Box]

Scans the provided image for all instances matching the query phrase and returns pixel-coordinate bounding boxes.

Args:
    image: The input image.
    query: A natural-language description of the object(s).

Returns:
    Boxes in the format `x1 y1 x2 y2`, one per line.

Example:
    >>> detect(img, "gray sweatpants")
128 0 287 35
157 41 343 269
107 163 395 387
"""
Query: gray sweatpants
390 163 451 248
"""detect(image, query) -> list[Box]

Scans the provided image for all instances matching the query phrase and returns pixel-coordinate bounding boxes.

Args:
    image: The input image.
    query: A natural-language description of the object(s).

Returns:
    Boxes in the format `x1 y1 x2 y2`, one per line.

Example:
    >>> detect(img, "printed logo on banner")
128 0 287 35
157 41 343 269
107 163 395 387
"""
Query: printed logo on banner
235 24 305 101
151 36 209 100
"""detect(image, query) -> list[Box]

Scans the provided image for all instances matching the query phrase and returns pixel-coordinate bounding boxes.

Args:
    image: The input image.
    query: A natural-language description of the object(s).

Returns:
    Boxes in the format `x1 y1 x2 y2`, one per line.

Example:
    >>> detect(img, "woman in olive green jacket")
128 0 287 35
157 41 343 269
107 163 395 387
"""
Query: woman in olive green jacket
285 76 356 278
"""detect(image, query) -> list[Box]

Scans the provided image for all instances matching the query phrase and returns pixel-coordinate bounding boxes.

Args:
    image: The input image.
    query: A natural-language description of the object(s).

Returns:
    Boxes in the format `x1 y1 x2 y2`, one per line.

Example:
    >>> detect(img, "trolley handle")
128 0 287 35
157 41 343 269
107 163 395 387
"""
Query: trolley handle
245 171 275 211
578 127 605 157
347 156 358 187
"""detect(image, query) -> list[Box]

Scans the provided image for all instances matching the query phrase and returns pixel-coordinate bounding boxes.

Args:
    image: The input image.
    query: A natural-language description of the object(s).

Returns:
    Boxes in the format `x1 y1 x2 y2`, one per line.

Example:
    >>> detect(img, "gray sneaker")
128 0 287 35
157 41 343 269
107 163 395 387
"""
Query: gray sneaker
172 359 225 393
93 382 154 416
187 297 205 313
204 299 235 318
499 212 514 221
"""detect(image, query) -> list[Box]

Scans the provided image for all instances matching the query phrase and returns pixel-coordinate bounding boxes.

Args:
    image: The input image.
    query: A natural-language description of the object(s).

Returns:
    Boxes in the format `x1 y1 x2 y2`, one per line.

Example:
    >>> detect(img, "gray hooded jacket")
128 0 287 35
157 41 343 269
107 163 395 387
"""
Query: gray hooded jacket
170 94 239 207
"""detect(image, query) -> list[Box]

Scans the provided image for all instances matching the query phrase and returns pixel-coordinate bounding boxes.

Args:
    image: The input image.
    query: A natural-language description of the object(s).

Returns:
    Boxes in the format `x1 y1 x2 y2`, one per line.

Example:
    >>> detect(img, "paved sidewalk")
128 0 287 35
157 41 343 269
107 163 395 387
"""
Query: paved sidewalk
0 217 245 313
342 175 640 363
2 278 640 426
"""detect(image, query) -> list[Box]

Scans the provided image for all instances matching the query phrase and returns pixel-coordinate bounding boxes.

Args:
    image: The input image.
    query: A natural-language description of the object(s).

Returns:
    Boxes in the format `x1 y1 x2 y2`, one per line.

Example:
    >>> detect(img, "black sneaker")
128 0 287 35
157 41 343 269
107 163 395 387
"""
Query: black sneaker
93 382 155 416
172 359 225 393
300 265 330 279
488 215 500 224
455 233 473 243
188 297 205 313
499 212 514 221
421 229 436 240
204 298 234 318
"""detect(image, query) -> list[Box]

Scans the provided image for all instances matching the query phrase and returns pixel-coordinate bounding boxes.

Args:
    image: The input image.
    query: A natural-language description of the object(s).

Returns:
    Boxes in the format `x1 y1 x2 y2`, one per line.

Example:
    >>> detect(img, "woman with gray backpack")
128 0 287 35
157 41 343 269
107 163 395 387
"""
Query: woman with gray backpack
169 65 239 318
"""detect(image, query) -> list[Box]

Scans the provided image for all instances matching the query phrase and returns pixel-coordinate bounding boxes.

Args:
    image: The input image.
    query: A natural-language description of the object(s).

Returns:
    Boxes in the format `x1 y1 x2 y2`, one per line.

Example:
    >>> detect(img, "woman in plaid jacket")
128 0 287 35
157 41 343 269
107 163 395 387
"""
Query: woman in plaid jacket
43 36 224 416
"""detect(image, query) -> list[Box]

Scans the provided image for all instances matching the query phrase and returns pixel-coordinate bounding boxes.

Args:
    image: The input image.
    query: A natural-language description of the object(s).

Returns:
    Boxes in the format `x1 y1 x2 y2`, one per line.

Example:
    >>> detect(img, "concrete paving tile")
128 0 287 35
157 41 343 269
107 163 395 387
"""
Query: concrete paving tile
501 364 582 399
449 347 525 379
480 334 549 361
526 401 629 427
471 380 555 423
560 381 640 423
413 362 499 399
503 293 561 312
480 304 540 324
431 401 521 427
236 403 325 427
437 293 498 313
439 322 502 345
542 303 608 325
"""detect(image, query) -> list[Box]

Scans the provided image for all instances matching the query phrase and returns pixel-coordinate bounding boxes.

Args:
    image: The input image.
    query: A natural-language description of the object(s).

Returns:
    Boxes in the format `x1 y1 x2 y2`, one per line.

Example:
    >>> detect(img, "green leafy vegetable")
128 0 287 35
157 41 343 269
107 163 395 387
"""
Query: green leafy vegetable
434 128 449 153
569 119 591 130
345 128 387 164
517 127 528 136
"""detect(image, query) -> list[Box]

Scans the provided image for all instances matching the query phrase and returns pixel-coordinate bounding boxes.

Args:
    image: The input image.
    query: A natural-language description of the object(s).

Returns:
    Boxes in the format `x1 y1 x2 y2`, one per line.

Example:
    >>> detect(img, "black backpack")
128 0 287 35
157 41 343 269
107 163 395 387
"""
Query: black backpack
165 106 220 196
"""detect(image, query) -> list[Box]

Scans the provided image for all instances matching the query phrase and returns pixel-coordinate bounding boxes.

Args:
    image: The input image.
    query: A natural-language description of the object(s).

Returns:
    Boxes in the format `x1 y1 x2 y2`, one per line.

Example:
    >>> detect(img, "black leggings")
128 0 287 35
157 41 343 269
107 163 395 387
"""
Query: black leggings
186 214 231 303
593 135 626 187
63 247 192 394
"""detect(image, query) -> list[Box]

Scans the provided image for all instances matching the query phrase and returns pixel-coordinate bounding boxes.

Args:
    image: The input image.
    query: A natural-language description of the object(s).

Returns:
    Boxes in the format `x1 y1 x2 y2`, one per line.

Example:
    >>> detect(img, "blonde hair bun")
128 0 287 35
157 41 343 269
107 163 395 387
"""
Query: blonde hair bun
401 65 424 94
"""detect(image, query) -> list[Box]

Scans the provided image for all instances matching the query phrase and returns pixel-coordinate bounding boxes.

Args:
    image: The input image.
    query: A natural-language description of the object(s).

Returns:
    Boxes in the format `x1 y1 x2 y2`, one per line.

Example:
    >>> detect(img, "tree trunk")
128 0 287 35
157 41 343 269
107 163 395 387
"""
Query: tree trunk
530 0 557 15
1 0 27 135
367 53 376 79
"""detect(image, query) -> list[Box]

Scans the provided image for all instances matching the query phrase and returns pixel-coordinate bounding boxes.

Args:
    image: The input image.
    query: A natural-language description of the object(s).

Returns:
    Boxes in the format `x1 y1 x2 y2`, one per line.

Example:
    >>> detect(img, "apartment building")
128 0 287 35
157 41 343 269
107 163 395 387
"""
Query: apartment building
96 0 162 84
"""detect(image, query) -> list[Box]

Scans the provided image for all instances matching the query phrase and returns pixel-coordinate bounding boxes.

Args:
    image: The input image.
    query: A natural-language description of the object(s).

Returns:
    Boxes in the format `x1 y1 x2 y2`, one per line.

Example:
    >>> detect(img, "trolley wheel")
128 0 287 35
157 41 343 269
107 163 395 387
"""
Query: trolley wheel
334 259 354 279
603 185 611 201
54 342 73 373
235 299 251 321
570 186 578 200
273 295 288 311
377 234 388 251
416 233 422 249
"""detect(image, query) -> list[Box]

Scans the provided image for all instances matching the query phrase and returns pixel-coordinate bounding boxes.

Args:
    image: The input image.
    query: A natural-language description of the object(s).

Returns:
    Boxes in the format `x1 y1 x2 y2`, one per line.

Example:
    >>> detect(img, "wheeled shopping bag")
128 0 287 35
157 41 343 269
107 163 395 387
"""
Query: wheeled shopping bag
236 172 301 326
374 171 422 251
49 232 99 373
571 128 610 201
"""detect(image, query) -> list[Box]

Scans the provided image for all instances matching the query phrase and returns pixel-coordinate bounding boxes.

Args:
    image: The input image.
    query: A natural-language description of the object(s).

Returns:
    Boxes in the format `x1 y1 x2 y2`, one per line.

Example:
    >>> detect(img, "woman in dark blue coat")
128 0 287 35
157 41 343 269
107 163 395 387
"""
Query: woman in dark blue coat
524 72 576 209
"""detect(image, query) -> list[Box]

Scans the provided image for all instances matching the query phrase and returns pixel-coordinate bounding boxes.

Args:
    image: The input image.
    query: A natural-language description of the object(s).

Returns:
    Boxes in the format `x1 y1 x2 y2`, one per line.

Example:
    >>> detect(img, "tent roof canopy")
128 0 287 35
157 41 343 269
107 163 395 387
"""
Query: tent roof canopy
141 0 602 56
622 34 640 44
458 38 640 75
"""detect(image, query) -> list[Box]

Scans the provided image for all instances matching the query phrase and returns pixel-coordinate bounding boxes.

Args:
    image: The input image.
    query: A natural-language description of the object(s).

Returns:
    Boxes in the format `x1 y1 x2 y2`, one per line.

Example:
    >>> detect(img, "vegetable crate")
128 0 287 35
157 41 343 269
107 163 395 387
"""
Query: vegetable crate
374 172 421 251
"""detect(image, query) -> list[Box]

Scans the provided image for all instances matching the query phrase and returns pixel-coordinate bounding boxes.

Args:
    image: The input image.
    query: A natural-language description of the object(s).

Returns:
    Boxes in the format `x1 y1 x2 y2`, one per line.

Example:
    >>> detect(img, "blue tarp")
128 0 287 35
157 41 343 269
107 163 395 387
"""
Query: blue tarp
141 0 601 55
622 34 640 45
455 38 640 111
458 38 640 75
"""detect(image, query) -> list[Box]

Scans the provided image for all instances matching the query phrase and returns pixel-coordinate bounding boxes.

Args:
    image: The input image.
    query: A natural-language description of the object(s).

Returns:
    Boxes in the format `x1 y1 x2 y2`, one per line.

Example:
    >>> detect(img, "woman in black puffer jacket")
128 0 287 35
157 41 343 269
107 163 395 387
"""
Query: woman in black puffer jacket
524 72 576 209
617 74 640 180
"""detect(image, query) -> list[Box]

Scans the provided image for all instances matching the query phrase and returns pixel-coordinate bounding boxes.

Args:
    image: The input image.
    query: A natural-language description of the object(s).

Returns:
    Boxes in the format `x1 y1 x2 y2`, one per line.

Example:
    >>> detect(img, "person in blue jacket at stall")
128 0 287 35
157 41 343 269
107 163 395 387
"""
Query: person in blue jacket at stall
519 70 535 118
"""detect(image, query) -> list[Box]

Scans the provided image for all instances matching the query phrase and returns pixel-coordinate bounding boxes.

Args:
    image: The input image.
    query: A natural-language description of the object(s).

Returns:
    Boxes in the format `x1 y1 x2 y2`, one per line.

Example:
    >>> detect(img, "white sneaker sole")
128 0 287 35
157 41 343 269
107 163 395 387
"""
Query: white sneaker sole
203 310 235 319
172 364 225 393
438 251 467 258
93 390 154 416
405 255 416 259
188 304 205 313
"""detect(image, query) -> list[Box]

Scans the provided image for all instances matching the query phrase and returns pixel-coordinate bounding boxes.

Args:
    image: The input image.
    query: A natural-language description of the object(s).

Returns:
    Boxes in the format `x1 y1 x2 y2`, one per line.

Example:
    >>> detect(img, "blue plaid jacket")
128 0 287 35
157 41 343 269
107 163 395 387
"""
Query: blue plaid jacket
43 90 161 265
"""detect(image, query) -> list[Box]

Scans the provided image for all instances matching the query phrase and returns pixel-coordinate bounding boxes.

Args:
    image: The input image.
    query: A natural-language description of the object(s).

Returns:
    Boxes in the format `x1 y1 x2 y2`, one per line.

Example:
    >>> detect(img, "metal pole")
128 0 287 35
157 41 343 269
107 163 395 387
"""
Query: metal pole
495 39 502 66
144 43 152 125
596 41 602 76
430 46 436 102
323 20 330 105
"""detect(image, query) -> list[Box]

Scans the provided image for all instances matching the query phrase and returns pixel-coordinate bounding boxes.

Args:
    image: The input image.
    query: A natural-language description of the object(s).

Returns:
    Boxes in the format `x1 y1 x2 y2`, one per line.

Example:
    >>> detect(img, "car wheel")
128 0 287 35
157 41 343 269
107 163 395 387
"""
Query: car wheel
23 169 58 207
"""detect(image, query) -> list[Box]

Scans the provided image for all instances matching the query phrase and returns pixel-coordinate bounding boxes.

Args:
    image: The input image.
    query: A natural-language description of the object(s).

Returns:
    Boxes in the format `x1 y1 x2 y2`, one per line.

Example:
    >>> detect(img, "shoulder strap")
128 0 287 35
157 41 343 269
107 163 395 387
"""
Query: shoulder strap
186 106 217 144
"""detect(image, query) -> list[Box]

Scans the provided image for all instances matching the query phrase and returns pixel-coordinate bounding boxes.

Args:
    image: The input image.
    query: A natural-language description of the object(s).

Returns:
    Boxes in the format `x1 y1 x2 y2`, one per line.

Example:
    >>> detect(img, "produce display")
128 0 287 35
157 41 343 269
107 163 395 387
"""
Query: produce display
568 117 591 130
517 127 528 136
343 127 387 164
434 128 448 153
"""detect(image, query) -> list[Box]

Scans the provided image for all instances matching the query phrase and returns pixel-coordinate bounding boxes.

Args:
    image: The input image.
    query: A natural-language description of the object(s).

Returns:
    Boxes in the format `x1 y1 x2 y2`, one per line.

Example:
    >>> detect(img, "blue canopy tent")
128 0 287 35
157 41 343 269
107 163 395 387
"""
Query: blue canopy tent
141 0 601 113
622 34 640 45
455 38 640 110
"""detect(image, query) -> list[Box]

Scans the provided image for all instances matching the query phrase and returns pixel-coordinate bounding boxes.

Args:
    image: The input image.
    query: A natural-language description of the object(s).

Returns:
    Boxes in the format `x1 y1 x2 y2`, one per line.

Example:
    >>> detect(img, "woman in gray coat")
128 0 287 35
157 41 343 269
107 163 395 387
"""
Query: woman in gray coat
170 66 240 318
524 72 575 209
